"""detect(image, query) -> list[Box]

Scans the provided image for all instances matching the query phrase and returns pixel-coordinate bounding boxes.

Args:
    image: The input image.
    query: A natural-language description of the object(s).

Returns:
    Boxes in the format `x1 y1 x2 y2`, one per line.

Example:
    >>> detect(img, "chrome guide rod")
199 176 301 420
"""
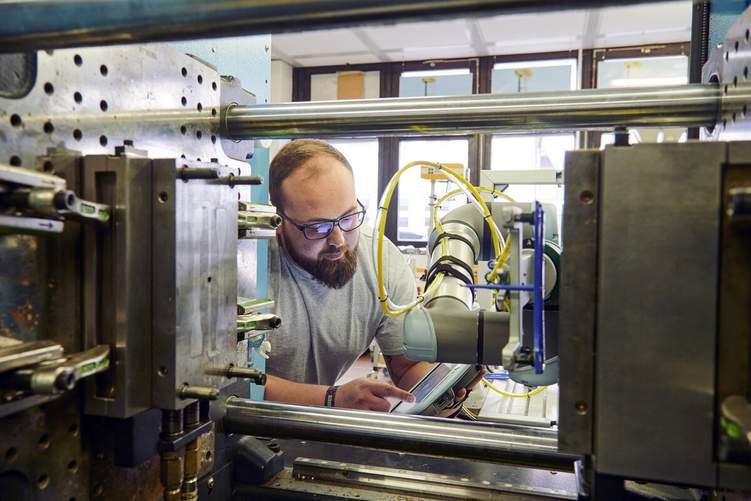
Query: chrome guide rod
224 84 723 139
1 0 679 53
221 398 579 471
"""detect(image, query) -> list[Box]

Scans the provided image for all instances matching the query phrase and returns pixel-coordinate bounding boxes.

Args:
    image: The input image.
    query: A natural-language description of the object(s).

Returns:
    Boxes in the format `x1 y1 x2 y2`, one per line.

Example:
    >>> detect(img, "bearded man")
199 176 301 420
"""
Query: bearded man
265 139 476 412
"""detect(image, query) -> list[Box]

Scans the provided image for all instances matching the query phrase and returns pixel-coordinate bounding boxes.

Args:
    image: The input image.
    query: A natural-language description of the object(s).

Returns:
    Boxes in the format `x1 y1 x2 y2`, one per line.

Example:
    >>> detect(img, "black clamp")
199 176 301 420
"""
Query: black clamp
425 255 476 301
433 231 476 254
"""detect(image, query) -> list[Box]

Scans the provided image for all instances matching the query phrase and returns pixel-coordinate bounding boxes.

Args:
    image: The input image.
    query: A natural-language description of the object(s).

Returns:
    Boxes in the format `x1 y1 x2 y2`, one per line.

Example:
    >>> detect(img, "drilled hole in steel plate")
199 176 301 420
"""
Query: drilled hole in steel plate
38 434 50 449
196 130 202 140
5 447 17 462
205 451 212 461
73 129 82 141
211 108 217 117
43 161 54 172
736 40 740 52
181 67 187 77
747 29 750 41
43 121 54 134
67 459 78 474
212 81 217 91
158 192 169 203
10 114 21 127
181 96 187 106
37 474 49 490
211 135 216 144
733 112 738 122
73 91 83 103
575 401 588 415
734 76 739 87
99 135 107 147
9 156 21 166
579 190 594 204
43 82 54 95
73 54 83 66
726 51 730 62
180 126 187 135
99 100 108 112
197 102 202 112
197 74 203 84
100 64 108 76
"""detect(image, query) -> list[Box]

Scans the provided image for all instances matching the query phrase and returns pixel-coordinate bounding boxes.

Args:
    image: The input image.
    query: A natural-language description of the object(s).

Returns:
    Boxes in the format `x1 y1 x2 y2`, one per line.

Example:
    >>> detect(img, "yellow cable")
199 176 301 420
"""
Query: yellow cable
461 405 479 420
374 161 503 317
432 185 516 287
432 186 515 234
482 378 546 398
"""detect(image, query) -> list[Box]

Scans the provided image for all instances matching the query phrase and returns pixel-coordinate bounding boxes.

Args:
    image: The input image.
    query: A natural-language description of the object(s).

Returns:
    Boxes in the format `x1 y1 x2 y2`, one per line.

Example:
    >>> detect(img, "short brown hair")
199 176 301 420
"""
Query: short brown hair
269 139 353 213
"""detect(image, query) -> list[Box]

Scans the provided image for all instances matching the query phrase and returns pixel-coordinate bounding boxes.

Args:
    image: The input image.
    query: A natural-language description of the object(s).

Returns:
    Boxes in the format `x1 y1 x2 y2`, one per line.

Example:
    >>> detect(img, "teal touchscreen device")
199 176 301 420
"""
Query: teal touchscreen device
390 363 481 416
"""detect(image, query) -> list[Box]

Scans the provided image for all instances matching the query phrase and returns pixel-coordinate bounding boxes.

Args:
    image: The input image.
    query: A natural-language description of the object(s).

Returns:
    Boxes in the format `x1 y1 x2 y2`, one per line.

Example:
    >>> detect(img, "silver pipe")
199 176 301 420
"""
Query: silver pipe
225 84 721 139
221 398 578 471
1 0 676 53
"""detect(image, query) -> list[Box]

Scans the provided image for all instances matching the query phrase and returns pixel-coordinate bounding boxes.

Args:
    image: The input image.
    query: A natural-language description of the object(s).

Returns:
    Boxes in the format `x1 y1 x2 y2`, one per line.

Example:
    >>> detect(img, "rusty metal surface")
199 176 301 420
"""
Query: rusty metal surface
0 392 88 500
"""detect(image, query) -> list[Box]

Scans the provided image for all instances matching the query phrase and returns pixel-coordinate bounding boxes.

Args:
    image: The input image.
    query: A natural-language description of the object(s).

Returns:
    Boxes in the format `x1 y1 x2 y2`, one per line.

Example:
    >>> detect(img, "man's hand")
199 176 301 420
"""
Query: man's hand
335 377 415 411
436 368 486 417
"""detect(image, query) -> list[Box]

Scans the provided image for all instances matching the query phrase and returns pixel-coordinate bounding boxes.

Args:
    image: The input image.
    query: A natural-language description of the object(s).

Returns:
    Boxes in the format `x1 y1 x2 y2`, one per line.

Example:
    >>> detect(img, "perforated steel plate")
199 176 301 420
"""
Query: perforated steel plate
703 7 751 140
0 44 250 170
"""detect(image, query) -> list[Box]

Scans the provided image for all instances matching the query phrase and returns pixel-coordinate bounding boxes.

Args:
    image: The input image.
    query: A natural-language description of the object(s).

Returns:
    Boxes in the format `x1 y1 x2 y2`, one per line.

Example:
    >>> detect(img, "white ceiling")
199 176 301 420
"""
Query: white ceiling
272 1 692 67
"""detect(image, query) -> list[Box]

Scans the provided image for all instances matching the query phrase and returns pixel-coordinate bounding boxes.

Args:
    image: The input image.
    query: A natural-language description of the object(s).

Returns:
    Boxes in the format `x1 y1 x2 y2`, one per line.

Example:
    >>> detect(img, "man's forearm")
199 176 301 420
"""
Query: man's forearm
392 361 435 391
264 374 328 406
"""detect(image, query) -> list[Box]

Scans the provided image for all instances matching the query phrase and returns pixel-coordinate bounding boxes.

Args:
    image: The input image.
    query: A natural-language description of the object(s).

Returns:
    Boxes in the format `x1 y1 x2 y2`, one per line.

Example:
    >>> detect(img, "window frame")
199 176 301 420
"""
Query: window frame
288 42 690 246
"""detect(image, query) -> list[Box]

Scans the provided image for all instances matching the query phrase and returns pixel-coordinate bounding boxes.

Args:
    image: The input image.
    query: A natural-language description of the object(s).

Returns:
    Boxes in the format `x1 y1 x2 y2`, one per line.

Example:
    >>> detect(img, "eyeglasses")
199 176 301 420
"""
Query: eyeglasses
281 200 366 240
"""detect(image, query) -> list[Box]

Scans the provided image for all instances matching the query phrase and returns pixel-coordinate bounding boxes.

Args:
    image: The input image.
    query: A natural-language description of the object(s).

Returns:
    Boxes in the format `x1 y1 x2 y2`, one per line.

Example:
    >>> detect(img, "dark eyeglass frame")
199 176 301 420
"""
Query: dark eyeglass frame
280 199 366 240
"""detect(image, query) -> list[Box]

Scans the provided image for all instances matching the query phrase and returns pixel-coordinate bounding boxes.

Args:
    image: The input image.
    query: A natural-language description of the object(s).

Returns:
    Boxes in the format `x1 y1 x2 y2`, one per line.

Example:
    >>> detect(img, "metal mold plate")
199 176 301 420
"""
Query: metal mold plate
0 393 87 501
151 160 239 410
82 153 153 418
558 150 600 455
595 142 725 486
0 44 247 171
702 7 751 140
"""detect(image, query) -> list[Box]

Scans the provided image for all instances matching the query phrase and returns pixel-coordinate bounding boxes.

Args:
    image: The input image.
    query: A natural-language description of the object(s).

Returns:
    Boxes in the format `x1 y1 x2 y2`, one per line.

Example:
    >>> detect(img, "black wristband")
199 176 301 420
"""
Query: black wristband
324 385 338 407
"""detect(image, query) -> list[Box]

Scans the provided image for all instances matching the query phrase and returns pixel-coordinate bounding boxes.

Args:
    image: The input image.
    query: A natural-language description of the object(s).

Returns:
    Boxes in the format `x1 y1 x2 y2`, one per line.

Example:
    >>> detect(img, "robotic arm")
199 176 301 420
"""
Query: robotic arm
402 200 560 386
403 203 510 364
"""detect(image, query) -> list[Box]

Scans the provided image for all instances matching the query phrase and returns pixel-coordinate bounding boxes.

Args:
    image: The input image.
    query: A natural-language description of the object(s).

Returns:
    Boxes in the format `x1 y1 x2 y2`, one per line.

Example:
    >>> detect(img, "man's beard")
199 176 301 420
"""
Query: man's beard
284 237 358 289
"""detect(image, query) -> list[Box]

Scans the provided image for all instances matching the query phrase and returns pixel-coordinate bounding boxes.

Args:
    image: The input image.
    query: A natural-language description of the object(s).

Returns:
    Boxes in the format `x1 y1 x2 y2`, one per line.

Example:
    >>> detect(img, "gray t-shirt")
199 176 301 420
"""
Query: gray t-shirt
266 228 417 386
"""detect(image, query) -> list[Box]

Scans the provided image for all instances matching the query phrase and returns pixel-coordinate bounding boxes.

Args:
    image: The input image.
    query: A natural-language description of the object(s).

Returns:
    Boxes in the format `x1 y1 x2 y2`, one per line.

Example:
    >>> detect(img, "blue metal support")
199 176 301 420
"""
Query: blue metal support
532 202 545 375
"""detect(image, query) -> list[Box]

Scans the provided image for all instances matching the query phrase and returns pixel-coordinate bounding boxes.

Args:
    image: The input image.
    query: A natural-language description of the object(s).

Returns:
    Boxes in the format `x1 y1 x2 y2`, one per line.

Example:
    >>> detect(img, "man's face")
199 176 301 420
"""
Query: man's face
278 156 360 288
